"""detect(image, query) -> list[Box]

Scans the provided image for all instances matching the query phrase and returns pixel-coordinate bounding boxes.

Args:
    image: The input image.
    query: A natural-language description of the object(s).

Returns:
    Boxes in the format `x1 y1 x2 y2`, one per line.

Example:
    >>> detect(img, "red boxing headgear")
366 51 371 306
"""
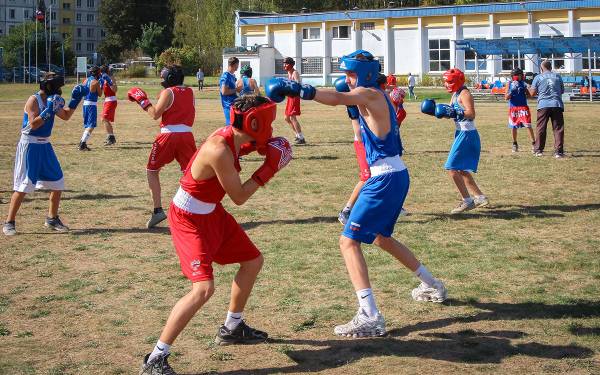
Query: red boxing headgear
230 101 277 147
386 75 397 87
443 68 465 93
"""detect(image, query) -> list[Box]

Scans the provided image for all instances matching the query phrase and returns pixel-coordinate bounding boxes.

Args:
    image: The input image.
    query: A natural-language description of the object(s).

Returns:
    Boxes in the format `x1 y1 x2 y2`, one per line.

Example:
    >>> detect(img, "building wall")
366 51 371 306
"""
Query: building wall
236 1 600 86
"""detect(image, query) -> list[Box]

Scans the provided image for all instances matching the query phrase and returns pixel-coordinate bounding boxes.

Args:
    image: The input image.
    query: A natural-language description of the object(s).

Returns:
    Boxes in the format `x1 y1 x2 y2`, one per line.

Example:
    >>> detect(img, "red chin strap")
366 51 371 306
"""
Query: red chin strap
443 68 466 93
512 75 521 81
230 101 277 147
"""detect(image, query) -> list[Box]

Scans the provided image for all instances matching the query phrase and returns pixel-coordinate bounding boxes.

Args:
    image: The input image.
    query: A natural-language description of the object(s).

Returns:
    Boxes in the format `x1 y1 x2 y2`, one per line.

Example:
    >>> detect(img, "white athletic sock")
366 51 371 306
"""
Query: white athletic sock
224 311 243 330
81 130 91 143
356 288 379 317
343 204 352 212
414 264 436 288
464 197 474 204
298 132 304 140
148 340 170 362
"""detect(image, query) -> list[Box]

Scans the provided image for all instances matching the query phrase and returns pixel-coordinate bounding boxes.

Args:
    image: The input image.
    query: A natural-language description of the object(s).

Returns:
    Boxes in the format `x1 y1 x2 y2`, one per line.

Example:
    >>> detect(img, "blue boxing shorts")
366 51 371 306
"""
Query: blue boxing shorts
223 106 231 126
445 129 481 173
13 134 64 193
83 102 98 129
343 167 410 244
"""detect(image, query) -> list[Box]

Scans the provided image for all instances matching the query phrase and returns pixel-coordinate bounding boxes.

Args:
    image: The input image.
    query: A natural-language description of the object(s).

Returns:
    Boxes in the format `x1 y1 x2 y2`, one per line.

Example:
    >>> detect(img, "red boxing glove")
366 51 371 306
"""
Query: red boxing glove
127 87 151 110
251 137 292 186
239 142 256 157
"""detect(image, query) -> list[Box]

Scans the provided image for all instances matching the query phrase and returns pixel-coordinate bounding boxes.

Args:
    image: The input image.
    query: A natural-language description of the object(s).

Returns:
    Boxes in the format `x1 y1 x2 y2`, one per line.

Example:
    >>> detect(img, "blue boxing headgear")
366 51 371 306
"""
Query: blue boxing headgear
339 50 381 88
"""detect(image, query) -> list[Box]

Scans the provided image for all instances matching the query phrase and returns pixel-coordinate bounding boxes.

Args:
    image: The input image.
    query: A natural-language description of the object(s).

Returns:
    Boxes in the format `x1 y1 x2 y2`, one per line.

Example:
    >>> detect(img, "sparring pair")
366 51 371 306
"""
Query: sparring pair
266 49 447 338
421 68 488 214
504 67 535 153
237 65 260 96
139 95 292 375
3 72 89 236
128 65 197 228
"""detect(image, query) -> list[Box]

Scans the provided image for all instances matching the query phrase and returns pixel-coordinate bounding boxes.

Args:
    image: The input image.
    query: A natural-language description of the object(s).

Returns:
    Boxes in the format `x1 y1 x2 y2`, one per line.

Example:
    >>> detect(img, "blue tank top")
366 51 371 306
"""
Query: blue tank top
84 76 98 102
22 94 55 137
509 80 528 107
452 87 476 130
240 77 253 96
359 89 403 166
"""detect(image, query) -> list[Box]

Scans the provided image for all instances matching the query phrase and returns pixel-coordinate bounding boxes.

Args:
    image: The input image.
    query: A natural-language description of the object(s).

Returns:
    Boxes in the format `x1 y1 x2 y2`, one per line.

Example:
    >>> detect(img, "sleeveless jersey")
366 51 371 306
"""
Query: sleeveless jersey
84 77 99 102
508 80 528 107
22 94 55 137
452 87 476 130
240 77 253 96
160 86 195 128
359 89 403 166
179 126 240 203
103 80 116 98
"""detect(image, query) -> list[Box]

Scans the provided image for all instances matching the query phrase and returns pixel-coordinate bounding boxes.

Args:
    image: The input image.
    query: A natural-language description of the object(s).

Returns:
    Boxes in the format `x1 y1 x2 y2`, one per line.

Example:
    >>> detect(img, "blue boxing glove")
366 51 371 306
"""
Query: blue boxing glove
265 78 316 103
509 81 520 97
68 84 90 109
435 104 464 120
102 73 113 87
40 95 64 121
420 98 436 116
334 76 359 120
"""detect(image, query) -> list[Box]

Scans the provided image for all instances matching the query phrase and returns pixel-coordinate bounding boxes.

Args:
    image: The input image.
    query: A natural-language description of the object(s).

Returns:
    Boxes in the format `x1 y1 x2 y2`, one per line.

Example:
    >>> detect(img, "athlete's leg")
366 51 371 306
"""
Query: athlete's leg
48 190 62 218
290 115 302 134
284 115 297 134
5 191 27 222
339 235 371 291
373 235 419 271
102 118 114 136
512 127 518 143
159 280 215 345
147 170 162 209
461 171 483 197
448 170 470 199
228 254 264 313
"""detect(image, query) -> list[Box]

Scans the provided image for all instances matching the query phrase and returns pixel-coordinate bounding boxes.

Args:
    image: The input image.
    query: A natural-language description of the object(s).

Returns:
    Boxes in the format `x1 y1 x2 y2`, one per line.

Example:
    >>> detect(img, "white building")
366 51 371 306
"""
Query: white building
224 0 600 86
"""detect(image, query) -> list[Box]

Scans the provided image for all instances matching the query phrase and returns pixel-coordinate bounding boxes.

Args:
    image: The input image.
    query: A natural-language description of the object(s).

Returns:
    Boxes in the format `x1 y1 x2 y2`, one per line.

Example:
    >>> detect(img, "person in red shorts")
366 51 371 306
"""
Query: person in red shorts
128 65 197 229
282 57 306 145
100 65 118 146
139 94 292 375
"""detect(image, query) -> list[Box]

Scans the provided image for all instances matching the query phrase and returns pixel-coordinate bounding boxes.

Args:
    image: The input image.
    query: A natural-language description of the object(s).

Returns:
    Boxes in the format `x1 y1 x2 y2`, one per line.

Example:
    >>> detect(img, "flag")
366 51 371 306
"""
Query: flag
35 9 45 22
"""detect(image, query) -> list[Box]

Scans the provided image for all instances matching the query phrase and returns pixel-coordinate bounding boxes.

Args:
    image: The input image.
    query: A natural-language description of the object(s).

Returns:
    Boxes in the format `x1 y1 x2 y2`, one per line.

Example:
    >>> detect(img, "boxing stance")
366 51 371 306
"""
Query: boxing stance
421 68 488 214
504 67 535 153
266 49 447 338
79 65 102 151
140 95 292 374
220 57 239 125
100 65 118 146
237 65 260 96
3 72 88 236
128 65 197 228
282 57 306 145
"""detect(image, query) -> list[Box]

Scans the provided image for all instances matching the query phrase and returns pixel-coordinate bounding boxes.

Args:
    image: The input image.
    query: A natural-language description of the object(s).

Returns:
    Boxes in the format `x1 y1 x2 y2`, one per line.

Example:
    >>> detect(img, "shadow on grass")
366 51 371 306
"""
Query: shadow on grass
70 226 170 235
186 300 597 374
241 216 338 230
23 193 136 201
417 203 600 222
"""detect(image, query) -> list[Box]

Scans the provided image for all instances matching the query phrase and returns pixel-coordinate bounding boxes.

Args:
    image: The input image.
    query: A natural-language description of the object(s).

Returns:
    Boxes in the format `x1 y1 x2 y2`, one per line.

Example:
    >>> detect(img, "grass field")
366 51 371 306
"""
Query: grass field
0 83 599 375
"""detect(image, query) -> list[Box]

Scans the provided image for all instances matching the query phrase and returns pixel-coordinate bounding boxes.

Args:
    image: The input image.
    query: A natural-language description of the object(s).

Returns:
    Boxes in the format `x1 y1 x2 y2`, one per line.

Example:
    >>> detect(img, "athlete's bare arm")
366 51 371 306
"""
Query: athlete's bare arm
91 79 102 96
291 70 300 82
251 79 260 95
24 96 45 130
146 89 173 120
55 105 76 121
221 82 237 96
458 90 476 120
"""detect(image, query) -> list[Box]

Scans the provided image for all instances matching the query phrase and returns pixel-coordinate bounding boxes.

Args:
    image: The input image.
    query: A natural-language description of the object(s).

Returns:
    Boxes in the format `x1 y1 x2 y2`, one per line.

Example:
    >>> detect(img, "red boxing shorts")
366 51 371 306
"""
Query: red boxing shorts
169 203 261 282
147 132 196 171
285 96 301 116
101 101 118 122
354 140 371 182
396 107 407 126
508 106 532 128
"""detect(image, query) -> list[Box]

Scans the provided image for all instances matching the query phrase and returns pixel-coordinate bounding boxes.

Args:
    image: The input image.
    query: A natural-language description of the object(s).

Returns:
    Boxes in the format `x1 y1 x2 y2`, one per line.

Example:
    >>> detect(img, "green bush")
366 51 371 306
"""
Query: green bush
420 74 444 87
157 46 221 76
124 64 147 78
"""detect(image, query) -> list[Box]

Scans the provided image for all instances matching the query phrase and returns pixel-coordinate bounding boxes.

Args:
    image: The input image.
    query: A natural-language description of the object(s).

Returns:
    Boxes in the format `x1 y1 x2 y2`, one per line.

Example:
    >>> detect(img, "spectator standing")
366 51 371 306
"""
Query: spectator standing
407 72 417 100
196 68 205 91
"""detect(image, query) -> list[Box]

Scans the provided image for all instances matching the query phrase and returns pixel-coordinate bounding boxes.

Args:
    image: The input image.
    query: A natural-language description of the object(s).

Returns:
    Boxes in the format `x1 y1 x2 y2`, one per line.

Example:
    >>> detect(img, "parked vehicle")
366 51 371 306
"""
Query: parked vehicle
109 63 127 71
37 63 65 76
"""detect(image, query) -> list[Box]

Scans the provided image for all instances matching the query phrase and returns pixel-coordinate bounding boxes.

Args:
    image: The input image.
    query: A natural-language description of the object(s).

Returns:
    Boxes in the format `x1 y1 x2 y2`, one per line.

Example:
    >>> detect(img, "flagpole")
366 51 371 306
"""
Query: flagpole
49 5 52 67
35 17 38 83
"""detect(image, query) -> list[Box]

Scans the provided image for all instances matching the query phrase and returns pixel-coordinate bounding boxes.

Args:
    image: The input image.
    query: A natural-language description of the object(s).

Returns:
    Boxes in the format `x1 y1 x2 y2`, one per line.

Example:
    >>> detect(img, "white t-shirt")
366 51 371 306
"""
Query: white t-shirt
408 75 416 87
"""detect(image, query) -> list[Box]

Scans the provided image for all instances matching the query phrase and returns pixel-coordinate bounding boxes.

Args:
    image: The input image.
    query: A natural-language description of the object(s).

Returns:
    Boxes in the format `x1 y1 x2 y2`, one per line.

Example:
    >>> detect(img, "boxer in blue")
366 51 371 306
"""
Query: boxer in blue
266 50 447 338
3 72 88 236
79 65 103 150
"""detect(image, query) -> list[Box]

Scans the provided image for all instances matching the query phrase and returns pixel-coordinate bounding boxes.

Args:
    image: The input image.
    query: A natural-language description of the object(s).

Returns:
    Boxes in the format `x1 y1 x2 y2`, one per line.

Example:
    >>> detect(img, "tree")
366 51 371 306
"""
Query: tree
136 22 168 58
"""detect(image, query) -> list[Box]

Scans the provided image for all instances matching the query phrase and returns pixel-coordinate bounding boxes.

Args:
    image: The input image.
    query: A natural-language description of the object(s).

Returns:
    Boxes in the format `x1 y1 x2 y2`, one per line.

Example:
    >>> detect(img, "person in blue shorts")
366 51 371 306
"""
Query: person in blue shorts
220 57 239 125
266 50 448 338
421 68 488 214
3 72 88 236
78 65 103 150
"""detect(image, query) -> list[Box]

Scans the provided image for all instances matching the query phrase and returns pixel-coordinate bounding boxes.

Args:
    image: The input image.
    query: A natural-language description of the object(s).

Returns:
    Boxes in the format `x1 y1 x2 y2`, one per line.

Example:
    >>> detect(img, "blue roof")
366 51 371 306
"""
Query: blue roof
455 36 600 54
238 0 600 25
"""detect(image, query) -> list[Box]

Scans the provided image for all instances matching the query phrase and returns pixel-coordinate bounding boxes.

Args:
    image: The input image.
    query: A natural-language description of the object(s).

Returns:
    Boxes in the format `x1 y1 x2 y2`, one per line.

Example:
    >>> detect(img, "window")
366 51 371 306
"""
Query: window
51 11 56 21
87 28 94 38
100 29 106 37
77 28 82 37
76 42 81 51
86 14 94 22
87 0 95 8
275 59 286 74
63 2 71 10
24 9 30 19
500 37 525 71
63 18 71 24
332 25 350 39
302 27 320 40
464 39 487 71
62 32 68 39
87 42 94 51
582 34 600 70
331 57 343 73
76 13 81 22
77 0 81 7
429 39 450 72
301 57 322 74
9 9 15 19
540 35 565 70
360 22 375 31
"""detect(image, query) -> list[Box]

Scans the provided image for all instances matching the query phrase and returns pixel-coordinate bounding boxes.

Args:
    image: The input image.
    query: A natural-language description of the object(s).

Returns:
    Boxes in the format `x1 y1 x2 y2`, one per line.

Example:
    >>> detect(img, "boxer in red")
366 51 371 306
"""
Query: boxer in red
282 57 306 144
139 94 292 375
128 65 197 229
100 65 118 145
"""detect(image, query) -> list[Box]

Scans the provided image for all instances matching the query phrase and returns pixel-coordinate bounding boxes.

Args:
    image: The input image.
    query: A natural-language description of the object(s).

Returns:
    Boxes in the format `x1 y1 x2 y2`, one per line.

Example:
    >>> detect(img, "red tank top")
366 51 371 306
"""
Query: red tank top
103 82 116 97
160 86 195 128
179 126 241 203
